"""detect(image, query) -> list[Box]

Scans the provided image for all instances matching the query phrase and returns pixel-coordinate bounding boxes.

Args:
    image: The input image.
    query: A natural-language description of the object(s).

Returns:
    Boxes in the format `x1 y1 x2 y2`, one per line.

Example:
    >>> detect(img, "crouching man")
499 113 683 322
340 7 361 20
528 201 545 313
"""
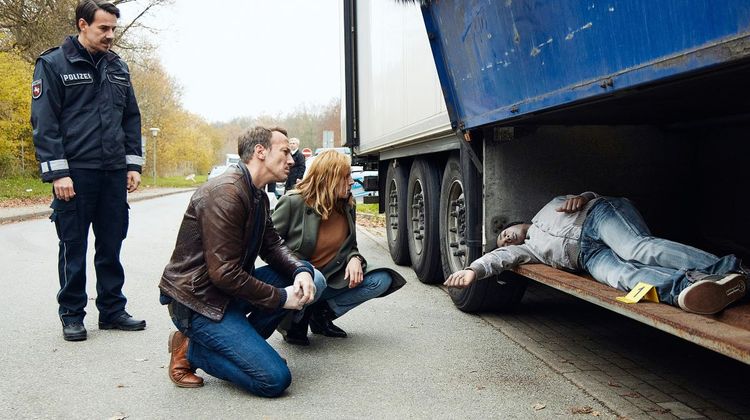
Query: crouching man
159 127 325 396
445 192 747 315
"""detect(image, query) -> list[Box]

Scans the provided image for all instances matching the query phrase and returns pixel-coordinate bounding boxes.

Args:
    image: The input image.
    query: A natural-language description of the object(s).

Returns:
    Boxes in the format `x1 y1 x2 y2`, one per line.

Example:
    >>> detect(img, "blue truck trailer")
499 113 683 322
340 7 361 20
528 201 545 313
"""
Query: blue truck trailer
343 0 750 364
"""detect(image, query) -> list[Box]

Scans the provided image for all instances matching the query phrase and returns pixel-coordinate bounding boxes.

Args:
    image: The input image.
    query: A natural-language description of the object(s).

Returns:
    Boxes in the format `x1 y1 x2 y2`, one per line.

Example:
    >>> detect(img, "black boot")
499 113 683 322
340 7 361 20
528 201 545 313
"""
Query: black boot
309 301 347 338
281 310 311 346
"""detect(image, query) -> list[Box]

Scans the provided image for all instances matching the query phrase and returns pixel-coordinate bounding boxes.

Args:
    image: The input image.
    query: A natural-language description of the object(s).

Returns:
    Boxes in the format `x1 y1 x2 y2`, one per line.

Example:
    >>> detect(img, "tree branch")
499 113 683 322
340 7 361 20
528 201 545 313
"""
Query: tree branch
118 1 160 39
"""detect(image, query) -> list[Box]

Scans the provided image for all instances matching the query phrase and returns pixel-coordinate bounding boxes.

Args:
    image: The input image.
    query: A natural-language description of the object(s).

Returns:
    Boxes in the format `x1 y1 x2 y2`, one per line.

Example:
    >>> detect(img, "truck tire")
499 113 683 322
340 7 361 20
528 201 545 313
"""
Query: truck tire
385 161 411 265
449 271 529 313
439 156 468 278
407 158 443 284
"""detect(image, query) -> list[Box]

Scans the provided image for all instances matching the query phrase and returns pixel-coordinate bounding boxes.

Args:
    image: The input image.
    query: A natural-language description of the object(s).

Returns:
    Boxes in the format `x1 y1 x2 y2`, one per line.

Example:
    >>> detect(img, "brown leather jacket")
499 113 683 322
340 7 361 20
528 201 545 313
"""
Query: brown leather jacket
159 164 311 321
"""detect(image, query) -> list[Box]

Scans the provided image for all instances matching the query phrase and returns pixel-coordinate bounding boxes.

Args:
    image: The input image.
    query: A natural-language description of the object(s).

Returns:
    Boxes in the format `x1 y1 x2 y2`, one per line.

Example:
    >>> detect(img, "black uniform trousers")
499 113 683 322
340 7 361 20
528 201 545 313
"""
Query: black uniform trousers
50 168 130 325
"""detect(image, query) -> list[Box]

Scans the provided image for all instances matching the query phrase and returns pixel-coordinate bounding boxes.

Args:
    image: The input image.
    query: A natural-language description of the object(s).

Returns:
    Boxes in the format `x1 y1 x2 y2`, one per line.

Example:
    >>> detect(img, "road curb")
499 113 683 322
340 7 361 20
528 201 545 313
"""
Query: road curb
0 188 195 225
0 209 53 225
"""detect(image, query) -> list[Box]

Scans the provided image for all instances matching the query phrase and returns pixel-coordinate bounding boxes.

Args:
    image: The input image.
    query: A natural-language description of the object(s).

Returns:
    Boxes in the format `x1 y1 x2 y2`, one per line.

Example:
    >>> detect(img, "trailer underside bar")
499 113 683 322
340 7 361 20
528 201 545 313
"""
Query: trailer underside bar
514 264 750 365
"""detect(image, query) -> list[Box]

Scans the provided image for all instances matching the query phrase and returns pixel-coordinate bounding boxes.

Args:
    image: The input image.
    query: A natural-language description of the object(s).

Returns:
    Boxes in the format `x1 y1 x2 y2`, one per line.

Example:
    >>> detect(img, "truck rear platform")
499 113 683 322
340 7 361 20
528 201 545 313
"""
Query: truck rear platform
344 0 750 364
515 265 750 365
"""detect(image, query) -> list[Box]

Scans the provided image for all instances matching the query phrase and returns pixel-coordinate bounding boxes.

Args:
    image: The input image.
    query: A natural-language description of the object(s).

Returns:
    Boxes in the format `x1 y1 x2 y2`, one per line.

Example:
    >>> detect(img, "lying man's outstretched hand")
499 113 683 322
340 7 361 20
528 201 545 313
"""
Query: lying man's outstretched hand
444 269 476 288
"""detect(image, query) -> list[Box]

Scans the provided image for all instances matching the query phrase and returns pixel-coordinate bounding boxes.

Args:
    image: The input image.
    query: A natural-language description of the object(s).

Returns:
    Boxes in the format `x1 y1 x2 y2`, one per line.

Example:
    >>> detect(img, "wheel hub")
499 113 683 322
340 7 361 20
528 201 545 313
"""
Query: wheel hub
410 180 425 254
387 179 399 242
446 180 467 271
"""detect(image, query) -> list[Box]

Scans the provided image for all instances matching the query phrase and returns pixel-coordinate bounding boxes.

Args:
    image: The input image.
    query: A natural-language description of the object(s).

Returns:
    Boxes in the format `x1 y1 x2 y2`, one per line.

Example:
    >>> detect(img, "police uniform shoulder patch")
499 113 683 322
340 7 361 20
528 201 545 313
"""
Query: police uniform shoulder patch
32 79 43 99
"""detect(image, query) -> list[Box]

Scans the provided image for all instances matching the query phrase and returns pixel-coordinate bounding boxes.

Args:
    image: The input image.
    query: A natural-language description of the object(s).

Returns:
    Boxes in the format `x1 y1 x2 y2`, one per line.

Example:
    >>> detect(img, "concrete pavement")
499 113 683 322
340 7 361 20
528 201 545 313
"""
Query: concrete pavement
3 191 748 419
0 192 613 419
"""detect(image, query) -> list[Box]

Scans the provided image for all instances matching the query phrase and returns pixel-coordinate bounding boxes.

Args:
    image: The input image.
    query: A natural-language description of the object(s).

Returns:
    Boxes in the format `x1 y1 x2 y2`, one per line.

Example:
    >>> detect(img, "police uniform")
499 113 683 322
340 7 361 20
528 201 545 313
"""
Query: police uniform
31 35 143 327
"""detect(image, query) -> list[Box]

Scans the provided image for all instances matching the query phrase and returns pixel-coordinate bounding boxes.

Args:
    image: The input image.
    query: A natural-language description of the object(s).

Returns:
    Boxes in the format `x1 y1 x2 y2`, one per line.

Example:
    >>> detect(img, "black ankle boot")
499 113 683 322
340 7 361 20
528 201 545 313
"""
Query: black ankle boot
281 310 311 346
309 301 347 338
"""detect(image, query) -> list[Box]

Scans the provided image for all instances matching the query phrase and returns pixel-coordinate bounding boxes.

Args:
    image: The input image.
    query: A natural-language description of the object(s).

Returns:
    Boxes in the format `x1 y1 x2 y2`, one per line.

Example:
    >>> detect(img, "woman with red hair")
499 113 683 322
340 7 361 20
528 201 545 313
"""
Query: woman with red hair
272 150 406 345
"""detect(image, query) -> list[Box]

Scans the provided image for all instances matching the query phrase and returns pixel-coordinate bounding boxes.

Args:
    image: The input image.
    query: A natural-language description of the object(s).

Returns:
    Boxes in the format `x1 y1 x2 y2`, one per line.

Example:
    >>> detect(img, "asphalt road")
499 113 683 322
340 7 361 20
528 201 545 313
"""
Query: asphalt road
0 192 615 419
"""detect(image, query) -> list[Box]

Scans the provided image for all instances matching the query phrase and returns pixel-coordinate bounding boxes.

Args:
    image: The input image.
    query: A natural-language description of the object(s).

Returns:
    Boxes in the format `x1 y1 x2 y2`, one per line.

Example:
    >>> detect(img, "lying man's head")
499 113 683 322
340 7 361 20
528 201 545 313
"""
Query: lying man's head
497 221 531 247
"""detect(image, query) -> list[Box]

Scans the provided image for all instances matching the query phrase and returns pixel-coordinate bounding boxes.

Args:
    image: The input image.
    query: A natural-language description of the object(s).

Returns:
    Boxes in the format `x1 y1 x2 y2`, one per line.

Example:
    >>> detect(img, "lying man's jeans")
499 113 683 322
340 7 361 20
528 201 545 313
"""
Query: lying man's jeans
168 266 326 397
579 197 741 305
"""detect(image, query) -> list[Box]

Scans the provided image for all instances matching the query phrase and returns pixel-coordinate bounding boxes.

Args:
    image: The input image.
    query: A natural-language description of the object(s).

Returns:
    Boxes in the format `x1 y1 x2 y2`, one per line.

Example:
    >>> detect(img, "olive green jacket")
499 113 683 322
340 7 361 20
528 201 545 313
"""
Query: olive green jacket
272 192 406 295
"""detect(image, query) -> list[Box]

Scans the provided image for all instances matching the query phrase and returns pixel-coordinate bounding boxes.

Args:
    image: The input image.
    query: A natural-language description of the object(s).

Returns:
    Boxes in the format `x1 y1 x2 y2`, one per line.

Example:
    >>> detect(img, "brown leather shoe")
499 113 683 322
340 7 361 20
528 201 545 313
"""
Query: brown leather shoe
168 331 204 388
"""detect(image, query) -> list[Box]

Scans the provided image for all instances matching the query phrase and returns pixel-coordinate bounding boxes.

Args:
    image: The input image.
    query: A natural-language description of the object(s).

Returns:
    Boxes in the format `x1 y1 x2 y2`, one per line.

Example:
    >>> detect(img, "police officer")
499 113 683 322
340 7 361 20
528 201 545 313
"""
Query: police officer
31 0 146 341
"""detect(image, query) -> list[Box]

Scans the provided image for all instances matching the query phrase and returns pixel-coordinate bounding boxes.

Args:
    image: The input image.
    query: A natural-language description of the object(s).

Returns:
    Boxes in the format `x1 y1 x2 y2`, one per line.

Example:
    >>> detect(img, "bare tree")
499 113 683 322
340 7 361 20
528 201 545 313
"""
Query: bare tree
0 0 171 63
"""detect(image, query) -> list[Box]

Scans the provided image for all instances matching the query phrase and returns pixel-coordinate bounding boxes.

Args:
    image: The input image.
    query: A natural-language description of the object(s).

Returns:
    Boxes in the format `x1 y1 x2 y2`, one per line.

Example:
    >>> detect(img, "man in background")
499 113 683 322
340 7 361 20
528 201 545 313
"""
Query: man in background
285 137 306 190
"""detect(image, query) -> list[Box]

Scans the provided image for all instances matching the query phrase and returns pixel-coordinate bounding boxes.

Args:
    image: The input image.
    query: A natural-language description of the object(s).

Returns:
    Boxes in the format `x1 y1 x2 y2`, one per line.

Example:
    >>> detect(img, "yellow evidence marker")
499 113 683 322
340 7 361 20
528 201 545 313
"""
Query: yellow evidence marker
616 282 660 304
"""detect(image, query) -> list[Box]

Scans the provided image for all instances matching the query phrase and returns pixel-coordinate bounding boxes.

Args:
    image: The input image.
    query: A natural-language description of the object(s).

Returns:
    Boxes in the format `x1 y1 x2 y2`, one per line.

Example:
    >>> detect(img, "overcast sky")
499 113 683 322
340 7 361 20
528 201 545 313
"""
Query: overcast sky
120 0 342 123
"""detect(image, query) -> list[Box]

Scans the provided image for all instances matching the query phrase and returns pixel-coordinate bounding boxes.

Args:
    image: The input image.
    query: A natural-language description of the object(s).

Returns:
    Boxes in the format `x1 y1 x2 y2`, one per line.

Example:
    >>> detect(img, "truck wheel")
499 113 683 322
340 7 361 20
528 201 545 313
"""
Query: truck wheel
385 161 411 265
449 271 529 313
407 159 443 284
439 156 468 278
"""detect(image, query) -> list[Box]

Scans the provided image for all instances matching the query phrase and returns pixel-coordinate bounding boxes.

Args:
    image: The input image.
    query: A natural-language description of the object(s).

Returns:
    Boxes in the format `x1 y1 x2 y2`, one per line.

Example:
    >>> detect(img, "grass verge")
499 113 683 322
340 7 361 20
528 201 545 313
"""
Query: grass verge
356 203 384 229
356 203 380 215
0 176 49 201
0 174 205 206
140 174 207 188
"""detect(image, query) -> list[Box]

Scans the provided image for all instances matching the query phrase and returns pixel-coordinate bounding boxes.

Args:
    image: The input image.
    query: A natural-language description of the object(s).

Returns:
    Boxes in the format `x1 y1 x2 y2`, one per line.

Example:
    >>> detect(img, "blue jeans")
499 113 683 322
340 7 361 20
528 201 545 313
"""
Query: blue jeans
321 271 392 317
50 168 130 324
171 266 326 397
579 197 741 305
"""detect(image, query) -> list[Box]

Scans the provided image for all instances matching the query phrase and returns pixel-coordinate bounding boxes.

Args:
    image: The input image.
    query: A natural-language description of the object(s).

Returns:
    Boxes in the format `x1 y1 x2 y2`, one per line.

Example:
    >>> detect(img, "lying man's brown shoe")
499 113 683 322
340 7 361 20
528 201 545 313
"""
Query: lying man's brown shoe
168 331 204 388
677 273 747 315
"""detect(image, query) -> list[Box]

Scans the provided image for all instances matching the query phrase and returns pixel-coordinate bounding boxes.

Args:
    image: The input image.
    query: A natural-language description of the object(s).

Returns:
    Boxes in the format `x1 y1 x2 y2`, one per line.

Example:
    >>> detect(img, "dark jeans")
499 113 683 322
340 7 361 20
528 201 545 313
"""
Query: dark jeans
50 168 129 324
169 266 326 397
321 270 392 317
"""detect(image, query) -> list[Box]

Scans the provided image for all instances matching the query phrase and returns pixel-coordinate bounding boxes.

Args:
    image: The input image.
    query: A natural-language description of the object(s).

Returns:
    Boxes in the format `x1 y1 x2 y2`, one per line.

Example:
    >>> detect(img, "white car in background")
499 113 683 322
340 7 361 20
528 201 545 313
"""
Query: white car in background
208 165 229 180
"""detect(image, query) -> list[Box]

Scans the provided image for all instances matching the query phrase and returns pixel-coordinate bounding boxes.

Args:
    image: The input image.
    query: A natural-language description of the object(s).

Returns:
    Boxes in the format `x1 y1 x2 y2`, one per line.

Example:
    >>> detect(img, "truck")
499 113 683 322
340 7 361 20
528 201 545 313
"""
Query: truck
342 0 750 364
